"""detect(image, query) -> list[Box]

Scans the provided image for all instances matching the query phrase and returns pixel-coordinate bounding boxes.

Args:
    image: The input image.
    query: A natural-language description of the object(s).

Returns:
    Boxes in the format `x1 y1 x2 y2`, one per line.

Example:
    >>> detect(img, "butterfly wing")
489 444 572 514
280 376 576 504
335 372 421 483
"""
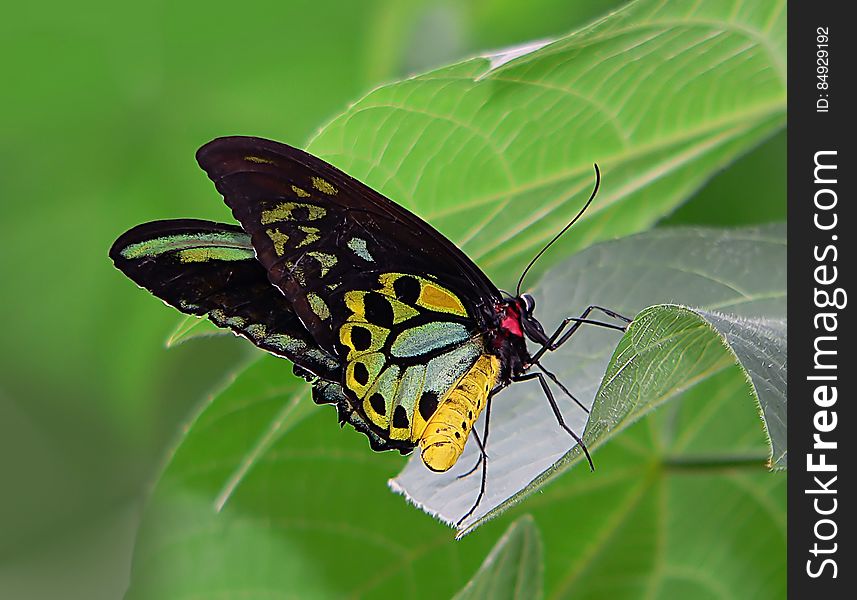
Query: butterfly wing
195 136 501 353
112 219 423 455
196 137 502 450
109 219 339 381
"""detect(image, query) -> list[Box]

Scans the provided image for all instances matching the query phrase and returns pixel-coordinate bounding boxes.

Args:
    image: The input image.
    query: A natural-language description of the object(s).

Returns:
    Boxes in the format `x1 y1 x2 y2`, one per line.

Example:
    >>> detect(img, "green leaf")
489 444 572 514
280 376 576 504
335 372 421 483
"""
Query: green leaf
453 515 543 600
392 224 785 535
165 315 227 347
592 305 786 470
308 0 786 287
528 371 785 599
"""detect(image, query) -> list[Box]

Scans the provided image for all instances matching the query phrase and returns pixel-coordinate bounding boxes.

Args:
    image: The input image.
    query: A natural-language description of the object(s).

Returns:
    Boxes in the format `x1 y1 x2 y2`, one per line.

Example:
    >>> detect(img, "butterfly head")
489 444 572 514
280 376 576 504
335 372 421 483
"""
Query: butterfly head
495 293 548 345
517 293 550 346
491 293 547 377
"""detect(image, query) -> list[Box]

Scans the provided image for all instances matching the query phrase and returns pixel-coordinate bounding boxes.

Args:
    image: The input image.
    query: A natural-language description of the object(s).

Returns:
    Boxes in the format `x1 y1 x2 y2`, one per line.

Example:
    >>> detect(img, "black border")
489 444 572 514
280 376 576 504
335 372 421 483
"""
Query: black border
788 2 852 597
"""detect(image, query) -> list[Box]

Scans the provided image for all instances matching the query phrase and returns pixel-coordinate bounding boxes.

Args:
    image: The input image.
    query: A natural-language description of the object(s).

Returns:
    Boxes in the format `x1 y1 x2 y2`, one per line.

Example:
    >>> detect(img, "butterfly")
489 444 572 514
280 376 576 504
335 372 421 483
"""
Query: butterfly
110 136 630 525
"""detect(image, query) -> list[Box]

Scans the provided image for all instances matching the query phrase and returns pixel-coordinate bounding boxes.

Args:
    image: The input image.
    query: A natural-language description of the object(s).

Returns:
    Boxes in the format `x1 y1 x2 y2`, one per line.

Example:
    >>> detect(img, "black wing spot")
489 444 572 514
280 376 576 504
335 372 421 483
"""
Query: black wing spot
290 206 310 221
365 293 394 326
393 405 409 429
350 326 372 351
461 421 467 430
454 431 461 439
353 362 370 386
393 276 421 305
369 393 386 416
419 392 439 421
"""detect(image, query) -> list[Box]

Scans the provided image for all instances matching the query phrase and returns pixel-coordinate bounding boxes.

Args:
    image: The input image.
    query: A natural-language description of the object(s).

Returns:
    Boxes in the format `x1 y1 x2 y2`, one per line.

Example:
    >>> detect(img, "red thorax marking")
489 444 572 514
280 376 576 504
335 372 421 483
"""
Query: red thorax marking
497 302 524 337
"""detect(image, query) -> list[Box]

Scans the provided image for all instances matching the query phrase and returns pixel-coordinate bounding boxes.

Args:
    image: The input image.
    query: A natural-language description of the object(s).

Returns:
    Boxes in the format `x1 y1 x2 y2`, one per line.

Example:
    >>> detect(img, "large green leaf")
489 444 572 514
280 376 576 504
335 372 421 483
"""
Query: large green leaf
392 224 785 534
592 305 787 470
308 0 786 286
453 515 543 600
526 369 785 599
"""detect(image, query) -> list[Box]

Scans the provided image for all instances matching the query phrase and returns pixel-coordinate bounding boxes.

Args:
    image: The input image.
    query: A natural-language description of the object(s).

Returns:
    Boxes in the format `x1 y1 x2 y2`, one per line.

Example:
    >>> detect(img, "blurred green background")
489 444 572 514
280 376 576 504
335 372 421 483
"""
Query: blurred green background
1 1 783 598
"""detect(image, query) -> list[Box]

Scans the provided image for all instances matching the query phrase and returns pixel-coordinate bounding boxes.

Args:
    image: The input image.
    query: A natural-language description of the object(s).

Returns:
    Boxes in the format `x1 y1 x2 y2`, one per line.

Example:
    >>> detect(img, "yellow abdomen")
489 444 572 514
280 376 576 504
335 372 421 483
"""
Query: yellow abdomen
418 354 500 472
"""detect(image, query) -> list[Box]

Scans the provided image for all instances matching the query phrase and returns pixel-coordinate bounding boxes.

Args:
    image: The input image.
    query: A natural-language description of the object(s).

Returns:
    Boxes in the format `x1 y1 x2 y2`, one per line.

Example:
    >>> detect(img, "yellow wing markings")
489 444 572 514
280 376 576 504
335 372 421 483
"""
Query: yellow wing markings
260 202 326 224
345 352 385 398
377 273 468 317
244 155 275 164
339 322 390 359
296 226 321 248
343 290 419 325
338 273 486 451
311 176 338 195
291 185 311 198
265 228 289 256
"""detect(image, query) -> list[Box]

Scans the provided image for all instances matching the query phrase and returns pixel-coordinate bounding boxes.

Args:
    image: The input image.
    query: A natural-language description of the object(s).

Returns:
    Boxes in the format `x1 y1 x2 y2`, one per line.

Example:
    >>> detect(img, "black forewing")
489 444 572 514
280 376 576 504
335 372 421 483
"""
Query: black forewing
195 136 502 355
109 219 340 380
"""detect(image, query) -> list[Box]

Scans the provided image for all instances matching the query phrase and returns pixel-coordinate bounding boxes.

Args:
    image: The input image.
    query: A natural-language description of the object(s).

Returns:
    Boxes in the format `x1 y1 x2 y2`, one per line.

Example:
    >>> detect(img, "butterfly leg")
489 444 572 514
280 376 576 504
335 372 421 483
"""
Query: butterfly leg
512 372 595 471
456 391 495 480
530 305 631 363
455 426 489 527
536 361 588 412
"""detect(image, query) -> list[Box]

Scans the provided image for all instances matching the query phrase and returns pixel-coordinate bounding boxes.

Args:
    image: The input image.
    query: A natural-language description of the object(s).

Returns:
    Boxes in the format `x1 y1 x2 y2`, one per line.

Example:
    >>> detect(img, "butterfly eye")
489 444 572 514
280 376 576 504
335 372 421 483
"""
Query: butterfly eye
521 293 536 313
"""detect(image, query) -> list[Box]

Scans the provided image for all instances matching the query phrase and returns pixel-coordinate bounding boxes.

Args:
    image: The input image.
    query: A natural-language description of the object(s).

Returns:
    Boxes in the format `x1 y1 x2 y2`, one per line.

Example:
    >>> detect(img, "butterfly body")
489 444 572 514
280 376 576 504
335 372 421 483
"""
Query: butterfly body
111 137 624 522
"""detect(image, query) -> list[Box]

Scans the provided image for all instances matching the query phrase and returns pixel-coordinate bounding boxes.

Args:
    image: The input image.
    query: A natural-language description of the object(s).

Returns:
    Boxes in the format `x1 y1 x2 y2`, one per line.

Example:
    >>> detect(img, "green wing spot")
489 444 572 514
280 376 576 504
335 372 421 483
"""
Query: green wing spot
120 232 254 260
363 365 402 428
390 364 426 441
347 237 374 262
307 292 331 320
245 323 266 338
209 309 248 329
423 341 482 396
390 322 471 358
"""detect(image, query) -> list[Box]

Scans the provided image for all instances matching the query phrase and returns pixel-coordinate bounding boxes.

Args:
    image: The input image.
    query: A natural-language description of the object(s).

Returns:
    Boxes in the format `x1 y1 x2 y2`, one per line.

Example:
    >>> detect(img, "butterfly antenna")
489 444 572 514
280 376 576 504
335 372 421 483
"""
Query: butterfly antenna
515 164 601 296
